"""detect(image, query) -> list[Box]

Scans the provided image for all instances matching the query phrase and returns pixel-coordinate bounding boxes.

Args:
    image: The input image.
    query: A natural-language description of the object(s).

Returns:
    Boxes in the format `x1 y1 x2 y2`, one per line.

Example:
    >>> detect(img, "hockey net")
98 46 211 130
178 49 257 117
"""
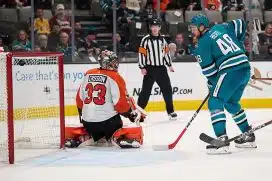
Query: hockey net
0 52 65 164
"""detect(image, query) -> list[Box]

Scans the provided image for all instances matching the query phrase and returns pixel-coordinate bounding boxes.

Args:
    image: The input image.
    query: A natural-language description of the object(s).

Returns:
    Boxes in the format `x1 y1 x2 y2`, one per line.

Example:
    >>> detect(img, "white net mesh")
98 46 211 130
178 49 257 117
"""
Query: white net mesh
0 52 64 164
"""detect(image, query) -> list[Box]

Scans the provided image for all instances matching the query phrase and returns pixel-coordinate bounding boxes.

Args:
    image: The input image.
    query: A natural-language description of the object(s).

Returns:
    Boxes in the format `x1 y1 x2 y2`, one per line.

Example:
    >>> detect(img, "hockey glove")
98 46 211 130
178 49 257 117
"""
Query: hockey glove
128 110 144 123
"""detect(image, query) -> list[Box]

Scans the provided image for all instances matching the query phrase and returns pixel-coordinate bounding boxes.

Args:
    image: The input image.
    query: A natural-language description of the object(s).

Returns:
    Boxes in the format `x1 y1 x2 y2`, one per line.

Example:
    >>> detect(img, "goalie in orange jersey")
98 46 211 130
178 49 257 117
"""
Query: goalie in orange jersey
65 50 146 149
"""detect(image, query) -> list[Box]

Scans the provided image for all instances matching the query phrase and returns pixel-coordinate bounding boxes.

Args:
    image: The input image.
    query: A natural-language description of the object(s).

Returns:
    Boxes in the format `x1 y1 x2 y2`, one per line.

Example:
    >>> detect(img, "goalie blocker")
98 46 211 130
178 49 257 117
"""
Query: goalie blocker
67 50 145 149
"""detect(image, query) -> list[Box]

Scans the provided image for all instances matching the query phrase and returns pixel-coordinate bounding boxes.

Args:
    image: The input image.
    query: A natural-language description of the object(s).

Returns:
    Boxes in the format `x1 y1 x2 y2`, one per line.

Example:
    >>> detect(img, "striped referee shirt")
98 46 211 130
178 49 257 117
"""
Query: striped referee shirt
138 34 172 69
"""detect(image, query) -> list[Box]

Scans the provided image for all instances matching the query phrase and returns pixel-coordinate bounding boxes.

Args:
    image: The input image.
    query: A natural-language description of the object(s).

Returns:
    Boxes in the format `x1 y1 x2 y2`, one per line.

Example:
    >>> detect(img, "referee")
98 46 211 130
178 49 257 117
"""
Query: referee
137 18 177 120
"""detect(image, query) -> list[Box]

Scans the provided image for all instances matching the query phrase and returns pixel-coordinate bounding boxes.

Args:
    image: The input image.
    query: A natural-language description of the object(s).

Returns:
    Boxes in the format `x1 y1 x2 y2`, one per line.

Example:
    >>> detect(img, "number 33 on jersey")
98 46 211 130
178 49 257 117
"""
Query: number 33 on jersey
76 68 131 122
193 19 250 82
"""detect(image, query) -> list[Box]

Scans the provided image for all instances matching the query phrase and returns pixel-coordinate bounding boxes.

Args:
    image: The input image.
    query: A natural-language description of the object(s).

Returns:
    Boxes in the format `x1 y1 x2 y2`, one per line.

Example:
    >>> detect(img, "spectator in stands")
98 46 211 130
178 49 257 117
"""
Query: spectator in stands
258 23 272 46
49 4 71 34
75 22 84 39
141 2 156 21
34 8 50 35
152 0 170 12
168 42 177 60
34 45 41 52
244 33 252 56
107 33 125 56
99 0 122 22
222 0 244 11
264 0 272 10
38 34 50 52
118 0 140 22
174 33 188 55
76 30 99 60
204 0 221 11
117 0 140 43
12 30 31 52
0 37 9 52
186 0 202 11
243 0 261 10
56 31 73 56
48 24 60 51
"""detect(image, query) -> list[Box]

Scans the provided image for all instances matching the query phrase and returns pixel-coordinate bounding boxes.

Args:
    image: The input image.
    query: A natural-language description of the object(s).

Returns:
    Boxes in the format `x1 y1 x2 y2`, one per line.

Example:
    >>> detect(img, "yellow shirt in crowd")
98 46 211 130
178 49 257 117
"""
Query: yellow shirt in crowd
34 18 50 35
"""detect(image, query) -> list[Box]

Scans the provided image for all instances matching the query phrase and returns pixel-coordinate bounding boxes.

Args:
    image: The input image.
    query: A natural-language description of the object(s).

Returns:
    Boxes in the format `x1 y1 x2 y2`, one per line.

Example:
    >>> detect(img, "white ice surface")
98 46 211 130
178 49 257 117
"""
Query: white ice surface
0 109 272 181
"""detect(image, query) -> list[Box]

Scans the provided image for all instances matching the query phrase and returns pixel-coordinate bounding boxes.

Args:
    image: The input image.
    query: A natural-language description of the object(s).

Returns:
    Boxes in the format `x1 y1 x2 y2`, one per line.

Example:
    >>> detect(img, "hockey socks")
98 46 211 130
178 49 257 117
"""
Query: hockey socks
211 110 226 137
232 109 250 133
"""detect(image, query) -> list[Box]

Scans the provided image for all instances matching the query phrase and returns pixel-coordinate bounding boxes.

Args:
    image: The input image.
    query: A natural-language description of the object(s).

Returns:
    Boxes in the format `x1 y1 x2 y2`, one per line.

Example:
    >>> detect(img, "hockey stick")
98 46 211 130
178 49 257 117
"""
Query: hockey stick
152 94 209 151
199 119 272 147
251 76 272 81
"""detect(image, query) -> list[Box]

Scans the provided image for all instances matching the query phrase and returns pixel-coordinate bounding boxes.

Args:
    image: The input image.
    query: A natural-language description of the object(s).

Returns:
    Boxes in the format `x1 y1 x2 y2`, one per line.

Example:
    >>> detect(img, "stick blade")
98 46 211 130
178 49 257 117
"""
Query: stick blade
199 133 215 144
152 145 169 151
199 133 226 147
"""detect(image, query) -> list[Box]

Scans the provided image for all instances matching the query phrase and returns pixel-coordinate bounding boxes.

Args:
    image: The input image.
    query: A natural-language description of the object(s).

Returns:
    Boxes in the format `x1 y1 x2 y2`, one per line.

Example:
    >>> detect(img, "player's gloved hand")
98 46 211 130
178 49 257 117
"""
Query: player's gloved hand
128 110 144 123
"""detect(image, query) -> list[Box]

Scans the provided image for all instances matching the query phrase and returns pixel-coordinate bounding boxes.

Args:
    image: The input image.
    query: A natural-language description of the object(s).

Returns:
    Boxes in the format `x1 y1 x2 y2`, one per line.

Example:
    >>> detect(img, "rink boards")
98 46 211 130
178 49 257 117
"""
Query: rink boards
1 61 272 120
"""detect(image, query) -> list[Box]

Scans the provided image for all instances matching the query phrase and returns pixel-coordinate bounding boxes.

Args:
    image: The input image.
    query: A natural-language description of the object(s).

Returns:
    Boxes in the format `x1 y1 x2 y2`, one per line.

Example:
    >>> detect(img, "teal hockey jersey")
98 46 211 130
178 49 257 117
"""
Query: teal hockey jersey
193 19 250 84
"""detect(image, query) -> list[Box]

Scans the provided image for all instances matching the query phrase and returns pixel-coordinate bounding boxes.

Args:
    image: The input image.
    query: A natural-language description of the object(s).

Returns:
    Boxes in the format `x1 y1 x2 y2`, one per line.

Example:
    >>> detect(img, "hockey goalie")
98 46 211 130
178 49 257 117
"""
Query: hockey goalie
65 50 146 149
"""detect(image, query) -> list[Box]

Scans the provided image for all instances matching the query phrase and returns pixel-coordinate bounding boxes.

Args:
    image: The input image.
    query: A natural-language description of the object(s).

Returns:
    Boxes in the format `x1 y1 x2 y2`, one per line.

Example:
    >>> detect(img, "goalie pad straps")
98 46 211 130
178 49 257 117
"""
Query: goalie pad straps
112 126 143 148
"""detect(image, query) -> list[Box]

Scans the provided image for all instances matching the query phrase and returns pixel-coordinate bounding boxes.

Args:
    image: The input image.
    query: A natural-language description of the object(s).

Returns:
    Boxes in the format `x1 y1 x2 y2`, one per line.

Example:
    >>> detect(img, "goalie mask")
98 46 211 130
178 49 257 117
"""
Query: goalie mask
98 50 119 71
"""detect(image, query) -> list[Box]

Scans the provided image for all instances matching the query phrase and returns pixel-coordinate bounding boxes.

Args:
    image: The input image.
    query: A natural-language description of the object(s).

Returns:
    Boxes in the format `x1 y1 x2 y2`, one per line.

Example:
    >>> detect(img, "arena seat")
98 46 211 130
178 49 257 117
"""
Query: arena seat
184 11 202 23
165 10 184 23
0 8 18 22
18 7 31 22
227 11 244 21
264 11 272 23
206 11 223 23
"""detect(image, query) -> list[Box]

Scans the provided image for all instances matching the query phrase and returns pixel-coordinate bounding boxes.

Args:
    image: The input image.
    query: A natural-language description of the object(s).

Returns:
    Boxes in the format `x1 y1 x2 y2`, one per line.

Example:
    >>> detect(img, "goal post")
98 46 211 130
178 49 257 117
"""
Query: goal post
0 52 65 164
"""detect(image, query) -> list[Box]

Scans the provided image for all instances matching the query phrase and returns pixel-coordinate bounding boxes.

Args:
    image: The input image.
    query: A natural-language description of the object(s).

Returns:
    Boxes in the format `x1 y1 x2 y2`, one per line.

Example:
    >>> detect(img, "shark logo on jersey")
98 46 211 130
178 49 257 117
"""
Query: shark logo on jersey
195 55 202 63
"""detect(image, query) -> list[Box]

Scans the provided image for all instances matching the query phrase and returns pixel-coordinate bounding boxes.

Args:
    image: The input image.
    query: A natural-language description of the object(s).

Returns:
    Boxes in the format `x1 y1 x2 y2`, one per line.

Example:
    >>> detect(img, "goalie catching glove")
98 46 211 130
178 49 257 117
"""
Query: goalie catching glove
122 109 145 123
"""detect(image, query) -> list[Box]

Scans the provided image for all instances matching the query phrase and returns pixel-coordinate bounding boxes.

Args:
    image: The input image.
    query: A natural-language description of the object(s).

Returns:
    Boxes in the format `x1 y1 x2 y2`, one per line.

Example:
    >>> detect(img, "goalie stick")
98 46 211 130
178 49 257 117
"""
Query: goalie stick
152 94 209 151
199 119 272 147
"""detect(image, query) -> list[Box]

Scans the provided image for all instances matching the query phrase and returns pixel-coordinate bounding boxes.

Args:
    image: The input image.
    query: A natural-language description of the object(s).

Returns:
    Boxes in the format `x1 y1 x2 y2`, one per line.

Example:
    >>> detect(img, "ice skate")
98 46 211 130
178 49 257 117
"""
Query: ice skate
115 138 140 149
235 132 257 148
168 112 178 121
206 135 231 155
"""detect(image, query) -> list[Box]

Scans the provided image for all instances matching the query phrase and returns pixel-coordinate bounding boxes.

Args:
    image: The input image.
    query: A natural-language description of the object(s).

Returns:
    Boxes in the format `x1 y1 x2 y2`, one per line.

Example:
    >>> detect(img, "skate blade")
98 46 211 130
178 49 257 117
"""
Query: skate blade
206 146 231 155
169 117 178 121
235 142 257 148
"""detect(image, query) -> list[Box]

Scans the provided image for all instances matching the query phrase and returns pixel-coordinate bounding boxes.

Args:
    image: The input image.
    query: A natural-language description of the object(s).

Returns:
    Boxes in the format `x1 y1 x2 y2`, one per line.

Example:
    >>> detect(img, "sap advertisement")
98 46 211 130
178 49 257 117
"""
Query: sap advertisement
12 62 272 108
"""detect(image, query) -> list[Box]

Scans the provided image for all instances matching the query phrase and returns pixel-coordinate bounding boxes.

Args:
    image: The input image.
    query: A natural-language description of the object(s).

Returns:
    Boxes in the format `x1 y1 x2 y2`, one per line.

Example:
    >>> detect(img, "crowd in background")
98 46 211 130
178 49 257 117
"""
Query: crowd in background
0 0 272 62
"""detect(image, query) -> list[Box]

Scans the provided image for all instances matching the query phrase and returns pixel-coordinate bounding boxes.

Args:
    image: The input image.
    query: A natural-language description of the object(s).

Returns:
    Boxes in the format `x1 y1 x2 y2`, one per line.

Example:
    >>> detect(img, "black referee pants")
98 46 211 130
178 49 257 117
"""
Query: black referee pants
137 66 174 114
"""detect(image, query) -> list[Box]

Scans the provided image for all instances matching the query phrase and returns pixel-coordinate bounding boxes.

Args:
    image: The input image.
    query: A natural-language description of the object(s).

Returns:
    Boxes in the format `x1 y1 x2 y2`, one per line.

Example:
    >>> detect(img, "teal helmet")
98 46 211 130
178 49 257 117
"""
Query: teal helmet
191 14 209 28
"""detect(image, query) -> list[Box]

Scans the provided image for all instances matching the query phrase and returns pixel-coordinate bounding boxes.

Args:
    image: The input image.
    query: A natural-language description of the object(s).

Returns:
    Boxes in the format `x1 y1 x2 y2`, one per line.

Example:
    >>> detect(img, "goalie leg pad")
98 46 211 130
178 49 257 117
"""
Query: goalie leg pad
112 126 143 148
65 127 90 148
65 126 89 140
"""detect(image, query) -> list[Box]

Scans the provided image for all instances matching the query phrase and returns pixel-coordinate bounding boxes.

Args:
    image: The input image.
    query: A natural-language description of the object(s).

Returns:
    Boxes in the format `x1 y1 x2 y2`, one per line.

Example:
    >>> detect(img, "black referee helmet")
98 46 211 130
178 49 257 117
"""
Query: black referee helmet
149 18 161 27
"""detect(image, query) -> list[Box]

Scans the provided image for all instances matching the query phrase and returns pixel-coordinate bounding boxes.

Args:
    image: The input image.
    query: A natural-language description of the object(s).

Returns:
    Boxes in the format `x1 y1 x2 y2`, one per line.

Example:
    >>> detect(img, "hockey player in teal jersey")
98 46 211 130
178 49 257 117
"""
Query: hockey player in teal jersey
190 14 257 154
